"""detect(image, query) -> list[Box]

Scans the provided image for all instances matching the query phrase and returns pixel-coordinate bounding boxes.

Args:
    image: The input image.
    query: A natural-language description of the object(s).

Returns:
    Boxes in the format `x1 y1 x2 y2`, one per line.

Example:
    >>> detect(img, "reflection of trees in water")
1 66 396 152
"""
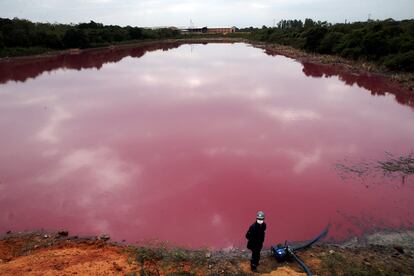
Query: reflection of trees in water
332 209 414 241
333 209 388 238
2 42 413 110
262 46 413 109
335 152 414 187
379 152 414 178
333 153 414 239
0 42 185 84
301 62 414 110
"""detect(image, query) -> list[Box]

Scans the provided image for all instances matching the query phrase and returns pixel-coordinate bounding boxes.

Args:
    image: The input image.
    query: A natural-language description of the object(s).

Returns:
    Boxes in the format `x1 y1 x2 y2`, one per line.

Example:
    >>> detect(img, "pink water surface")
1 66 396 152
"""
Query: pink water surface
0 42 413 248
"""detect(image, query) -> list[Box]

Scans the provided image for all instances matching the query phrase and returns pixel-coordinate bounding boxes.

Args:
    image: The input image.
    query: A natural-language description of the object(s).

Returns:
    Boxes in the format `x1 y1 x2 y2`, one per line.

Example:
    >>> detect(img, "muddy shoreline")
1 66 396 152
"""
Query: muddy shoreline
1 229 413 275
1 37 413 91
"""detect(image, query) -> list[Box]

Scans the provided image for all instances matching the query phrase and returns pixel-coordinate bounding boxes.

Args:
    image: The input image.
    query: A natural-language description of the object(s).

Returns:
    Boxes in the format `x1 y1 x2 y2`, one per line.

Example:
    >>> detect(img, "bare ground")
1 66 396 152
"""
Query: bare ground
1 230 414 275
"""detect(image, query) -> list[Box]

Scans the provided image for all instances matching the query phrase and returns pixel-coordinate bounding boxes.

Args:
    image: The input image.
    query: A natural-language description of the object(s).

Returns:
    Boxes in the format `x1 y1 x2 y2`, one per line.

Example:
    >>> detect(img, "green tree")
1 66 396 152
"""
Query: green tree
304 18 315 29
62 28 89 48
303 26 328 51
318 31 344 54
384 51 414 71
361 31 390 58
127 27 144 40
0 30 4 47
6 28 30 47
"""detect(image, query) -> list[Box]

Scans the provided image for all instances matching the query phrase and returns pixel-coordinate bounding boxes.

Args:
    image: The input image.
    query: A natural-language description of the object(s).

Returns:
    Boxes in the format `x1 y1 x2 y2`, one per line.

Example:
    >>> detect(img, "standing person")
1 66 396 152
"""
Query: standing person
245 211 266 272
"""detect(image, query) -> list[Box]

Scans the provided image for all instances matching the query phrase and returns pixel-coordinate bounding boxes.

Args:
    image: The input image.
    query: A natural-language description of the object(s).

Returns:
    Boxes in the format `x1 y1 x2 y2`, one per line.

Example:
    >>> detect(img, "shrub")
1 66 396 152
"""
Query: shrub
318 31 344 54
62 28 89 48
384 51 414 71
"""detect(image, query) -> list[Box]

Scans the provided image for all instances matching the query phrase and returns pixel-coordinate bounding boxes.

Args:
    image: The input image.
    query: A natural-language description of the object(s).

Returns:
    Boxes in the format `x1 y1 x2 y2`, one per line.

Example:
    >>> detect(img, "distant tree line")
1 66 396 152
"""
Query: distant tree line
1 17 413 72
244 18 414 72
0 17 181 57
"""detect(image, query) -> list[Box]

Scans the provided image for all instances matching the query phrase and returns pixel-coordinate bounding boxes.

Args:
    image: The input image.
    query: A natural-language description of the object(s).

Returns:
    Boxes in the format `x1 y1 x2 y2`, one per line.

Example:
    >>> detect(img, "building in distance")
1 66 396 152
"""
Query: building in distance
181 26 237 34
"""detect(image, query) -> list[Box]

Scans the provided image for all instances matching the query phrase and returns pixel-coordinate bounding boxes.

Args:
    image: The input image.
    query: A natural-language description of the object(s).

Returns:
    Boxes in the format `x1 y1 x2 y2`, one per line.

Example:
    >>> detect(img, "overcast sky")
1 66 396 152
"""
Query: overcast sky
0 0 413 28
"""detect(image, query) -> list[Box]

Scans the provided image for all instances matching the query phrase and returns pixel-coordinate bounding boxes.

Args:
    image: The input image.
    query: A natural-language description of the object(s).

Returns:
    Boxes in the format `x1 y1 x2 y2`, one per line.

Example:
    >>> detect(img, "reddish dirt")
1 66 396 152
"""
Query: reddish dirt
0 235 139 275
0 245 137 275
1 231 414 275
0 233 305 275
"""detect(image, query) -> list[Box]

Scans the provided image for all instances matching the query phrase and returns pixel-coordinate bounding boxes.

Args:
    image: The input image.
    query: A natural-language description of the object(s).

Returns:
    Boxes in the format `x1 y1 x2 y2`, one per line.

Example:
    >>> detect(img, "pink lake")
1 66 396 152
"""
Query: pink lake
0 42 413 248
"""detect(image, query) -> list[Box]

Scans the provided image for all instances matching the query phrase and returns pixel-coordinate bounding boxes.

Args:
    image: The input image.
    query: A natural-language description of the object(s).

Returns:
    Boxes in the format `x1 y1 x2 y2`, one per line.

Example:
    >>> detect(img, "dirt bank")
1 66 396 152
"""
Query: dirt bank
1 230 414 275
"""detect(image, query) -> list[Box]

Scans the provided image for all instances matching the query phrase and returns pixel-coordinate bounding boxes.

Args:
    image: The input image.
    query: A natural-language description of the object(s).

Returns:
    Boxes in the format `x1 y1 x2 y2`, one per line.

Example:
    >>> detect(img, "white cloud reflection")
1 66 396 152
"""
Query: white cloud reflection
203 147 249 157
0 92 73 144
140 73 158 85
37 106 72 143
286 148 322 174
38 148 140 192
212 213 222 226
261 107 320 122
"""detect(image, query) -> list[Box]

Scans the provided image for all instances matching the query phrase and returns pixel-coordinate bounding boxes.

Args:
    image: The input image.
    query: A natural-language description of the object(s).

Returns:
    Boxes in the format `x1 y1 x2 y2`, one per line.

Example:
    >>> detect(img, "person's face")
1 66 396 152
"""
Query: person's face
256 219 264 224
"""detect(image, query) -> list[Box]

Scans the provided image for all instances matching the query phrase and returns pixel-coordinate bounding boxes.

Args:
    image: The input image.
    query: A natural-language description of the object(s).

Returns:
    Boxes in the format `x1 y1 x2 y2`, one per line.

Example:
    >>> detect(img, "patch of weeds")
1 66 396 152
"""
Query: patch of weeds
184 249 209 267
129 244 209 275
133 245 168 263
320 252 399 276
335 162 371 178
335 152 414 186
166 248 189 263
130 245 168 276
166 272 196 276
378 152 414 176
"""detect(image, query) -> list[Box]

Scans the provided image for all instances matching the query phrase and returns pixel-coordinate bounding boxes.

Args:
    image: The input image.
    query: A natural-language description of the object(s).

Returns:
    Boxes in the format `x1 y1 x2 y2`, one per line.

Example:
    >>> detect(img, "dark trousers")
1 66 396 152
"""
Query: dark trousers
250 247 261 268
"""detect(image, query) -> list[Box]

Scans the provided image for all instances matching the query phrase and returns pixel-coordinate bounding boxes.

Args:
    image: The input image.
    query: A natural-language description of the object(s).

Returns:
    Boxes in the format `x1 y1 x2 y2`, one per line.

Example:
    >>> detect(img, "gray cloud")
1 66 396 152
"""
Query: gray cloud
0 0 412 27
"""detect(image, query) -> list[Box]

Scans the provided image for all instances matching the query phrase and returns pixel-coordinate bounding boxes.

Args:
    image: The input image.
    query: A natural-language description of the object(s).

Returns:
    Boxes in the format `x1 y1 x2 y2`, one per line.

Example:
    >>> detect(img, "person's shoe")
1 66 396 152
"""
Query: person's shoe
251 264 257 272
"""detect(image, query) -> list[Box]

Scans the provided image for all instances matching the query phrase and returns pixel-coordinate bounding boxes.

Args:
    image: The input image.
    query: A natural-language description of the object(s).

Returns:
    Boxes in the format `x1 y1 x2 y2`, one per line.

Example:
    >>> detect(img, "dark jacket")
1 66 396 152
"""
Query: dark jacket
245 222 266 250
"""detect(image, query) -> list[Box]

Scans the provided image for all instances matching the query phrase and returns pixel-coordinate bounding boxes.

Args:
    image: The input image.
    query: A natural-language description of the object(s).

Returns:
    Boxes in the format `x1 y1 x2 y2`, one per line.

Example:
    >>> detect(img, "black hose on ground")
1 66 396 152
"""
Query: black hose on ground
290 252 312 276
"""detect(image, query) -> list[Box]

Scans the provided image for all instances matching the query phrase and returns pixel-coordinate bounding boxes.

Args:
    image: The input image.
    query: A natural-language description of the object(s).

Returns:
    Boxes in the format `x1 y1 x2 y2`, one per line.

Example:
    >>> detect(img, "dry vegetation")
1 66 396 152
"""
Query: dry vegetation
1 231 414 275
